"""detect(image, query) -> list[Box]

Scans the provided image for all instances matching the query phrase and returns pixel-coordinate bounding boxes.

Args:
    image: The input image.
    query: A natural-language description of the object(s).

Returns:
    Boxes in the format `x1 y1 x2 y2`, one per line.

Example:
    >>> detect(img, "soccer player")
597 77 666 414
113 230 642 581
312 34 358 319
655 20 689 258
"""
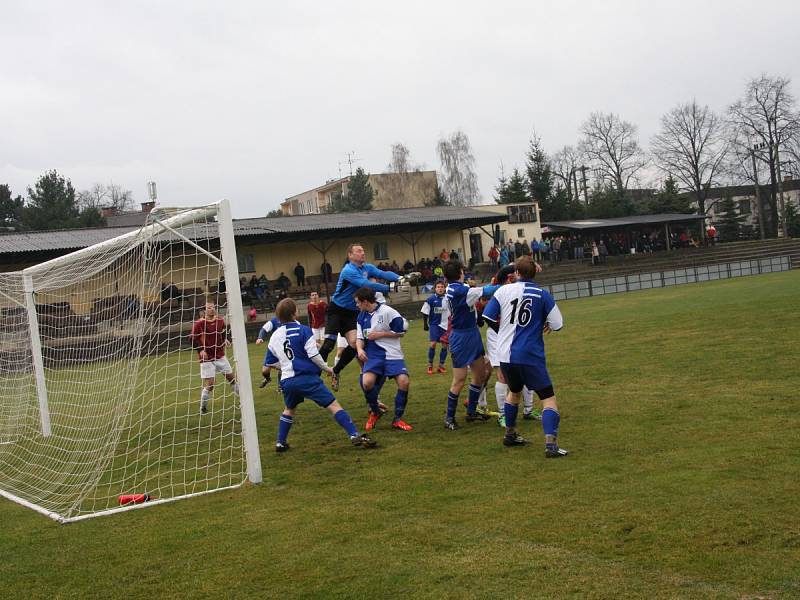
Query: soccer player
441 260 500 430
306 291 327 348
482 256 568 457
421 281 448 375
190 300 239 415
354 287 412 432
255 315 282 388
319 243 403 391
481 265 540 426
264 298 376 452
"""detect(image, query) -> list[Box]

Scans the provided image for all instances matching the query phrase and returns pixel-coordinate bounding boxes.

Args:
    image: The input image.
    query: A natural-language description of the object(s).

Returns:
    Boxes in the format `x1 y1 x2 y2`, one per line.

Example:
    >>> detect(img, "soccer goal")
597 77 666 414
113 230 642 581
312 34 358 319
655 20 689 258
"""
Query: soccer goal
0 199 261 523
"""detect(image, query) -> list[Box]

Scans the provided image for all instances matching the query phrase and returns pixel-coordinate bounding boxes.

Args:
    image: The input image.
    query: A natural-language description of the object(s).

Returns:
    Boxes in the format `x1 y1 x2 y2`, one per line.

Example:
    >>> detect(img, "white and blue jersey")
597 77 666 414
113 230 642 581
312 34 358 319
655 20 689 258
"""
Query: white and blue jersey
482 280 563 367
421 293 446 342
265 322 324 380
331 262 399 311
357 303 408 377
257 317 283 342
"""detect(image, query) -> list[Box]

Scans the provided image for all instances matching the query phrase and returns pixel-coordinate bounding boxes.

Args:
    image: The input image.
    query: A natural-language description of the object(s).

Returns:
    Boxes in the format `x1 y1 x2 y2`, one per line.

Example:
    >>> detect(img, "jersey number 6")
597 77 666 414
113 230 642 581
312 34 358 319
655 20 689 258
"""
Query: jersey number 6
283 340 294 360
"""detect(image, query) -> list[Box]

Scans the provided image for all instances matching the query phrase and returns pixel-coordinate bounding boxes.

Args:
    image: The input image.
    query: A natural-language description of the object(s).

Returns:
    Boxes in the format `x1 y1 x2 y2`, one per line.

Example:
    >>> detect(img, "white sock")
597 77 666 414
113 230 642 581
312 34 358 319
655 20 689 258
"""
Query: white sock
478 385 487 408
231 381 239 396
523 387 534 413
201 388 211 405
495 382 507 413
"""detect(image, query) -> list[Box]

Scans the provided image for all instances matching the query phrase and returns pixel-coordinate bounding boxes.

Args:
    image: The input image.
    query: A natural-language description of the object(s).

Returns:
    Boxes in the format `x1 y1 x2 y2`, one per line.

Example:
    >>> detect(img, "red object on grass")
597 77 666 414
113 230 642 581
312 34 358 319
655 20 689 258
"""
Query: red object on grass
118 494 151 505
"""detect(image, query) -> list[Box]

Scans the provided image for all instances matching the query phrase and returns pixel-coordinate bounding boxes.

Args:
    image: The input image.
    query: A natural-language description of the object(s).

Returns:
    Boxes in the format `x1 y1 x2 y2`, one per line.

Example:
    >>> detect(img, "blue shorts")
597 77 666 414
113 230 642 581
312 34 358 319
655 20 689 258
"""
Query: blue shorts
363 358 408 378
448 328 484 369
280 374 335 409
499 362 553 396
428 324 446 343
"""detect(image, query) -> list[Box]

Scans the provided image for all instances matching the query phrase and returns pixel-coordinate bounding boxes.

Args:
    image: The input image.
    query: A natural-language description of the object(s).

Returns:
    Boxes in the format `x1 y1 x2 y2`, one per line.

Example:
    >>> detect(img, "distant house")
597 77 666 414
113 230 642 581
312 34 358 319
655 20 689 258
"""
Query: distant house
281 171 439 215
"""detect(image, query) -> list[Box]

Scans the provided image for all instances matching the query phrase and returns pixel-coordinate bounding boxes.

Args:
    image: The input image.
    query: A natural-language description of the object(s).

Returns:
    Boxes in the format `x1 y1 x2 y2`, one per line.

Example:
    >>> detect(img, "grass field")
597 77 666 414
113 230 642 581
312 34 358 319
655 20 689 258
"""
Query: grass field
2 270 799 599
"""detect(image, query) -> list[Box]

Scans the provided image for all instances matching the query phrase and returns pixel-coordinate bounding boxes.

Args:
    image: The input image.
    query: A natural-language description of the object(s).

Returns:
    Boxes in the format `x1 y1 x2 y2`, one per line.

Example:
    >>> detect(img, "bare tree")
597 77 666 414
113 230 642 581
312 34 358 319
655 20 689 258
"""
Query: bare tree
579 112 648 195
551 145 582 201
651 100 728 216
76 183 135 212
437 131 480 206
728 74 800 236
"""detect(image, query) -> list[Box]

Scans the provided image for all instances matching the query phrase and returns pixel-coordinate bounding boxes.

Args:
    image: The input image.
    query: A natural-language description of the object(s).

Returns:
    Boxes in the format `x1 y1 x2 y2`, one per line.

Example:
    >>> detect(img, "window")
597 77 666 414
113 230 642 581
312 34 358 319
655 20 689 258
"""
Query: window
517 228 525 238
738 199 752 215
507 204 538 224
237 253 255 273
374 242 389 260
497 230 507 245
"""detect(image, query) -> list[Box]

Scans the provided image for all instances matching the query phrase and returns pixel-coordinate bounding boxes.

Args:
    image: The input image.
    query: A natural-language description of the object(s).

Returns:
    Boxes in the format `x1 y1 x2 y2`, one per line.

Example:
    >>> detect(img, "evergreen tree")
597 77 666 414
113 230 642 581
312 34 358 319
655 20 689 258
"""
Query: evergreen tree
494 171 509 204
266 208 284 218
586 184 633 219
525 134 553 208
496 169 527 204
0 184 24 230
649 175 693 214
784 202 800 238
330 168 374 212
23 170 81 230
715 194 745 241
426 182 449 206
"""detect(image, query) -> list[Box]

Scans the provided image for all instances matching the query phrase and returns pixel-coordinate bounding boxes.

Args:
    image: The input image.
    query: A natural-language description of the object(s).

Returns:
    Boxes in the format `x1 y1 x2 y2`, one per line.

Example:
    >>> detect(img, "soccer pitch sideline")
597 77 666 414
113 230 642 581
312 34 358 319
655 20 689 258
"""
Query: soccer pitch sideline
2 270 799 599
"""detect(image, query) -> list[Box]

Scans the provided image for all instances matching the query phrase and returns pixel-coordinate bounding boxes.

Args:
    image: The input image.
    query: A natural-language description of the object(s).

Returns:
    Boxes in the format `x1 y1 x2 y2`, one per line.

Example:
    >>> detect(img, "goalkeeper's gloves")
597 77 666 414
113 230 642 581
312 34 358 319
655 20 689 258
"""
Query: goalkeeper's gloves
396 275 409 286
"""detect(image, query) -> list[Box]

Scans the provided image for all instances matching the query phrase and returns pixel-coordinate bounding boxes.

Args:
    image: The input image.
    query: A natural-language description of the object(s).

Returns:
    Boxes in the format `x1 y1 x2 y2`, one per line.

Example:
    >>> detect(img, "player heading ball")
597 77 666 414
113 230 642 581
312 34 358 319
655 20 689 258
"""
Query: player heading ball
482 256 568 457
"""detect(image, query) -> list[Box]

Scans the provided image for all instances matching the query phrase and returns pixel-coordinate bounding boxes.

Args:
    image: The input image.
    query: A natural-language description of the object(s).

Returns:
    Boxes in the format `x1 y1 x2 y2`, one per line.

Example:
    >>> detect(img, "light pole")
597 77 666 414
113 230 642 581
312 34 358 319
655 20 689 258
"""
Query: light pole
751 143 767 240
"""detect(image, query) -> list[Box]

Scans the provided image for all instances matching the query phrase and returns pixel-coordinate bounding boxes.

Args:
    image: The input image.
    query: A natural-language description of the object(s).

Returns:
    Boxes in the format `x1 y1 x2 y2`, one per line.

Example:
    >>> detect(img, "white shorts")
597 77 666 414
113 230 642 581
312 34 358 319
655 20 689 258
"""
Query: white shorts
312 327 325 341
337 334 349 349
200 357 233 379
486 329 500 368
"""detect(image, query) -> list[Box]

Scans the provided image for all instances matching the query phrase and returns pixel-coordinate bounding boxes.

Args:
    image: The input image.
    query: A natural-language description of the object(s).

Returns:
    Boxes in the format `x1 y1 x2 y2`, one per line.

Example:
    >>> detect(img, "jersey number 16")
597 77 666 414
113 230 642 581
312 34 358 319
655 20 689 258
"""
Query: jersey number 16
509 297 533 326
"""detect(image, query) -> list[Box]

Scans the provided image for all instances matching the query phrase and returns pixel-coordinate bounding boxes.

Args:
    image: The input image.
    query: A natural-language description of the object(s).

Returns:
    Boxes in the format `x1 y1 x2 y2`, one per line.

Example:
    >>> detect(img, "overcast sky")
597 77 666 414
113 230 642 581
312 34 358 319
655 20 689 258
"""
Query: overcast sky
2 1 798 218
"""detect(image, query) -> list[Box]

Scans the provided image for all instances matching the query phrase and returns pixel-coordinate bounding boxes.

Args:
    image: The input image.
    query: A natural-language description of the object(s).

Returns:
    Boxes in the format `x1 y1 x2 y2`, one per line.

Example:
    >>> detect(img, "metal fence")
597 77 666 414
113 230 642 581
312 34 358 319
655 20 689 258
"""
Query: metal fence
547 255 793 301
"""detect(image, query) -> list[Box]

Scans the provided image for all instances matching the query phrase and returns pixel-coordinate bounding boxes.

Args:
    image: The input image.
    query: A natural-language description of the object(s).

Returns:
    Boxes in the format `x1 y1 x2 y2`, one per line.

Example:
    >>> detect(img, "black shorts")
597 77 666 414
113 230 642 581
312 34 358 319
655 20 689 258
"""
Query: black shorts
501 363 555 400
324 302 358 338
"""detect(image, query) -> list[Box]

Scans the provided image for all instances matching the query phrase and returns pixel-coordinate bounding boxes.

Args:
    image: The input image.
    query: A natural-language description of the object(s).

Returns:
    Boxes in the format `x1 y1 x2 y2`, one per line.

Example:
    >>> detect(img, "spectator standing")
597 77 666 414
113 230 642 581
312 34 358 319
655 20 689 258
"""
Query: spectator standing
294 262 306 287
276 272 291 290
488 244 499 270
321 261 333 283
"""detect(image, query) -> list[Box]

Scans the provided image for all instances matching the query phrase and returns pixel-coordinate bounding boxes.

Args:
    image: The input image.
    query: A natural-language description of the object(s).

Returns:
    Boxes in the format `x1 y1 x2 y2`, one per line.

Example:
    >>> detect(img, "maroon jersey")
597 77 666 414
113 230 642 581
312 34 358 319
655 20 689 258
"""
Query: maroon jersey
190 318 227 361
307 301 327 329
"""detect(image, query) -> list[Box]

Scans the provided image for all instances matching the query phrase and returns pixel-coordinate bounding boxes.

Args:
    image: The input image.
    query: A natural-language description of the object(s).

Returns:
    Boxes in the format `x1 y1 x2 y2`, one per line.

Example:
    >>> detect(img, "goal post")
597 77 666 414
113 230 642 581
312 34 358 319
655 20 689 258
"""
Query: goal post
0 200 262 522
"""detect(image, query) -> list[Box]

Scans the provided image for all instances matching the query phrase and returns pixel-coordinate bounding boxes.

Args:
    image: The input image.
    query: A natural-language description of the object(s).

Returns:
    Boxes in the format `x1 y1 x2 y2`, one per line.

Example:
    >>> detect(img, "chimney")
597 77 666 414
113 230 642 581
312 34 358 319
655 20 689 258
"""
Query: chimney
101 206 118 218
141 201 156 213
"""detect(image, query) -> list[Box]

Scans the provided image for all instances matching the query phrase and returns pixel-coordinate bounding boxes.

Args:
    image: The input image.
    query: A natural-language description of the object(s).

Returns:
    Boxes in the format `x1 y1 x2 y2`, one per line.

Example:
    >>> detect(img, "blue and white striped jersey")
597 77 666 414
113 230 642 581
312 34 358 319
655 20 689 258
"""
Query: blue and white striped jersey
420 293 446 328
482 280 563 366
444 282 500 330
265 321 323 380
356 303 407 361
257 316 283 342
331 262 398 311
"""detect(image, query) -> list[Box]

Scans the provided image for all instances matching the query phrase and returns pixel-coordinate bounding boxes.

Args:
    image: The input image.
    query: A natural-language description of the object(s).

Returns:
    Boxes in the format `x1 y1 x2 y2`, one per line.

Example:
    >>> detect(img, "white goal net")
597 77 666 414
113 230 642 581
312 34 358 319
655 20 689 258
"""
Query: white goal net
0 200 261 522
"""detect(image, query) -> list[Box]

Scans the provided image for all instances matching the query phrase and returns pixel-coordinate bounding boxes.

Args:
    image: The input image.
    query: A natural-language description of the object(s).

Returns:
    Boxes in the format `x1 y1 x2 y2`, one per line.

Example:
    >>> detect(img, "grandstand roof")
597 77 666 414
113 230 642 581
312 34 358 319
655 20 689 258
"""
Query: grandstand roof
543 213 706 231
0 206 506 256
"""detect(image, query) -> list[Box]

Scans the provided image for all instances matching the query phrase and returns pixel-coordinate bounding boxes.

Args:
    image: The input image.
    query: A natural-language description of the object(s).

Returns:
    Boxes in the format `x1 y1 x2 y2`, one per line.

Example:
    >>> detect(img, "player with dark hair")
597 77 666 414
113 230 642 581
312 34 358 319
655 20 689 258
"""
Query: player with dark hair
264 298 376 452
318 243 404 391
190 300 238 415
421 280 448 375
354 287 412 432
441 260 500 430
482 256 567 456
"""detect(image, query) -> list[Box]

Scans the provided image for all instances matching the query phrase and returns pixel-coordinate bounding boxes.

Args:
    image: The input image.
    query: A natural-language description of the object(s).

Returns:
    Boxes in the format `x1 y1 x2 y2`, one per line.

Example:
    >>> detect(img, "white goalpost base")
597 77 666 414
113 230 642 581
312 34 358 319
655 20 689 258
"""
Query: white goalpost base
0 200 261 523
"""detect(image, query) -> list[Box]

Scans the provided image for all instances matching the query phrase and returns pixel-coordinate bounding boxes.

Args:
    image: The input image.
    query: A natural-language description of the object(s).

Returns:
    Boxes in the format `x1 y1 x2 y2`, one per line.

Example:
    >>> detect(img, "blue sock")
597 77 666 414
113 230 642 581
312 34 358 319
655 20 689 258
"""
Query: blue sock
427 347 435 364
467 384 481 415
446 391 459 419
375 375 386 396
277 414 293 444
439 347 448 365
333 409 358 438
504 402 519 429
542 407 560 437
361 377 381 414
394 389 408 420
